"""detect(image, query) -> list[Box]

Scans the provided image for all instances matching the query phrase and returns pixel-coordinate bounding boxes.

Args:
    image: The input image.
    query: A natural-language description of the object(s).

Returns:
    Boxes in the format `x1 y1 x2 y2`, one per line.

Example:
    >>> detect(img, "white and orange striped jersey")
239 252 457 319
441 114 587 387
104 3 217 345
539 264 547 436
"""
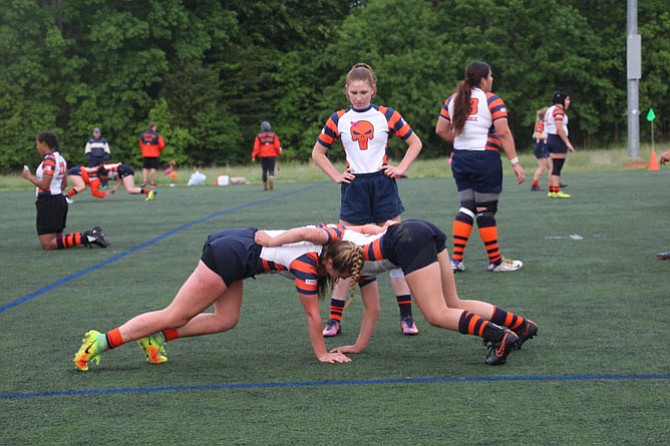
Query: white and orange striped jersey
317 104 414 173
36 151 67 196
440 88 508 152
545 105 569 136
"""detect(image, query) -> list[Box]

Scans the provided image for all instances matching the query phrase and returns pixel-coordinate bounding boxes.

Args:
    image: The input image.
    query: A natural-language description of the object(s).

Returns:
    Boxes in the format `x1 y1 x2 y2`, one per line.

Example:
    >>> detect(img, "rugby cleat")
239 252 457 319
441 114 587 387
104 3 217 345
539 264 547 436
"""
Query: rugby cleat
488 257 522 272
484 330 519 366
400 316 419 335
451 259 465 272
73 330 106 371
548 191 570 198
512 319 538 350
138 334 168 364
145 190 156 201
322 319 342 337
83 226 108 248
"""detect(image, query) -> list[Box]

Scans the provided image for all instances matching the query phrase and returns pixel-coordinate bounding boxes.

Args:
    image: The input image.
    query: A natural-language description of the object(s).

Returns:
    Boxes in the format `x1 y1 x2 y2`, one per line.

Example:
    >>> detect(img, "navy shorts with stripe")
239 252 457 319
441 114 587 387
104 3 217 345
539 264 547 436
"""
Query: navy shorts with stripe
340 170 404 224
382 220 447 275
200 228 261 286
451 150 503 194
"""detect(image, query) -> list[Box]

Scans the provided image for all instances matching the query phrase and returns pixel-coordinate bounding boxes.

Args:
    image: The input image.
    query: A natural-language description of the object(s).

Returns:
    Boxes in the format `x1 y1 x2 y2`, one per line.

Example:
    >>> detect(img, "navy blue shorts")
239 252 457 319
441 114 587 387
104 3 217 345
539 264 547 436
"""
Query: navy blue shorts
546 134 568 154
200 228 261 287
534 141 549 159
340 170 404 224
67 166 82 176
35 194 68 235
382 220 447 274
118 164 134 179
451 150 503 194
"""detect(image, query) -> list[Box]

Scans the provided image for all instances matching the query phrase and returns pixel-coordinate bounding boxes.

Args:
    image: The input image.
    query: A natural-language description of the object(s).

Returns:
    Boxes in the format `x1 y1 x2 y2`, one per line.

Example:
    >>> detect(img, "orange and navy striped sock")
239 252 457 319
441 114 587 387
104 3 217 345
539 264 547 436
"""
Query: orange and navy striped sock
328 299 345 321
162 328 180 342
396 294 412 318
549 185 560 193
452 214 474 262
459 311 506 342
531 179 539 188
140 188 150 195
105 328 125 349
65 189 79 198
56 233 84 249
490 306 526 331
477 218 501 265
458 311 488 337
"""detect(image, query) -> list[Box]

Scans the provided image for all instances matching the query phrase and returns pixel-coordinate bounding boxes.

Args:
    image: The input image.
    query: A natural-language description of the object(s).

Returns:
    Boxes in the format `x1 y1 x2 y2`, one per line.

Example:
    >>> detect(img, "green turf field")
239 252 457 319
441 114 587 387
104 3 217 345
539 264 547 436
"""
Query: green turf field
1 169 669 445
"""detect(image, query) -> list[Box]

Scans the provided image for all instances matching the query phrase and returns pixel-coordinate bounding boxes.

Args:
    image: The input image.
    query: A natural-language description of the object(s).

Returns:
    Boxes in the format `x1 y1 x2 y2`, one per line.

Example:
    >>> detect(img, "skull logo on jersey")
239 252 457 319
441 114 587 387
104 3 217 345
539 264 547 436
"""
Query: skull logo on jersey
351 120 374 150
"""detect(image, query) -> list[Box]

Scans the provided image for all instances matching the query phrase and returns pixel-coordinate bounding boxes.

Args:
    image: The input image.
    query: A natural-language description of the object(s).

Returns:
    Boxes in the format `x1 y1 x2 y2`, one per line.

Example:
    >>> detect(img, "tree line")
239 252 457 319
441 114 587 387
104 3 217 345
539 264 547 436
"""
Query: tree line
1 0 668 173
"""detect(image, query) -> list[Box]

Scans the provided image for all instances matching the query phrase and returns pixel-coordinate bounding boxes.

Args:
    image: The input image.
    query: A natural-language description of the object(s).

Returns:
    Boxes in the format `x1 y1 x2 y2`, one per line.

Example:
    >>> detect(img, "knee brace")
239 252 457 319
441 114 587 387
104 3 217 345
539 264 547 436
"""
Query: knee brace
476 201 498 226
456 200 476 223
551 158 565 176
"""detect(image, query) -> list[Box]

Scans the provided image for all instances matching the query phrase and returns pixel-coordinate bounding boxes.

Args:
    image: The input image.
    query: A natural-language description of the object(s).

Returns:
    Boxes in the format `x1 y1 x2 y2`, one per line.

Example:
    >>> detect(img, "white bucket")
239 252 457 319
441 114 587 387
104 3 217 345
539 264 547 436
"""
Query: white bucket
217 175 229 186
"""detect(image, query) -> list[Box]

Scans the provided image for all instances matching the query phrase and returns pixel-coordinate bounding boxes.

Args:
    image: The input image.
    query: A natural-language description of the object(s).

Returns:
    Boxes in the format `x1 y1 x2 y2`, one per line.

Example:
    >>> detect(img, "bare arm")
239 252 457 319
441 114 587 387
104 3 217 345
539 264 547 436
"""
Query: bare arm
435 116 455 144
556 120 575 152
298 292 350 363
311 141 355 184
330 281 380 354
22 167 53 190
382 133 423 179
494 117 525 184
254 227 329 247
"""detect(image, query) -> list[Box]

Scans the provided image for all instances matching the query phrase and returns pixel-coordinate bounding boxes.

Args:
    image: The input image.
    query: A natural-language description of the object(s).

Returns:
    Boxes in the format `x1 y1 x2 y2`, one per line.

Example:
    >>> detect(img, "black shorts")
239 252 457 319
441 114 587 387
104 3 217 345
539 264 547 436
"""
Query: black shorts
382 220 447 274
35 194 68 235
118 164 134 179
200 228 261 287
142 157 160 169
546 134 568 154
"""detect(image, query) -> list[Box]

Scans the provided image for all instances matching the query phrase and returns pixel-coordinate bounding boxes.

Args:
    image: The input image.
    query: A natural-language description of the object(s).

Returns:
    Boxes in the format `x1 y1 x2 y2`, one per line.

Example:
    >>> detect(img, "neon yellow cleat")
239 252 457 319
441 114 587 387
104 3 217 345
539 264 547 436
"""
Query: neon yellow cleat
138 334 168 364
552 191 570 198
145 190 156 201
73 330 106 372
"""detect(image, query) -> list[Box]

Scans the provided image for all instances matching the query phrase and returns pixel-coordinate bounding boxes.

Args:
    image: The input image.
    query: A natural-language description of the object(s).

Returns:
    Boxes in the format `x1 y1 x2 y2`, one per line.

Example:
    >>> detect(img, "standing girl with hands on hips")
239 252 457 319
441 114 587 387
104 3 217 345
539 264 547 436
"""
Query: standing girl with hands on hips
312 62 423 337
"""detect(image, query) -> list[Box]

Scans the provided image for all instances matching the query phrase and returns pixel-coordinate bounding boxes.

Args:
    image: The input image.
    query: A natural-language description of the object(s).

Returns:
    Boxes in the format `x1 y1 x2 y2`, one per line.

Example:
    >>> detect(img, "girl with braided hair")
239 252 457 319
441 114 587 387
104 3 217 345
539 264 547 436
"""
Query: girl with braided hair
73 227 366 372
256 220 537 366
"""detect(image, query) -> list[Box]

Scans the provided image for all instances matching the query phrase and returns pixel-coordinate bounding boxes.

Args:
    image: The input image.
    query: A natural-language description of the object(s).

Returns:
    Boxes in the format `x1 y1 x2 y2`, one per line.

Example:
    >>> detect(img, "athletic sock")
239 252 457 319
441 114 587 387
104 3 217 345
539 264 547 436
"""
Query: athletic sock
490 306 526 331
57 233 83 249
452 214 474 262
457 311 489 337
328 299 345 321
476 213 501 265
65 189 79 198
396 294 412 318
105 328 124 349
162 329 180 342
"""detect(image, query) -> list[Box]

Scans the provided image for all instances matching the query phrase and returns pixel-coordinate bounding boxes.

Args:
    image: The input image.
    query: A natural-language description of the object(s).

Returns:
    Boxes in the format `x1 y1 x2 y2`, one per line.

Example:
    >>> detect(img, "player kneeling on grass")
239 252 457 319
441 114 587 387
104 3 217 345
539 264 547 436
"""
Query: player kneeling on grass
65 163 156 203
73 227 371 371
255 220 538 366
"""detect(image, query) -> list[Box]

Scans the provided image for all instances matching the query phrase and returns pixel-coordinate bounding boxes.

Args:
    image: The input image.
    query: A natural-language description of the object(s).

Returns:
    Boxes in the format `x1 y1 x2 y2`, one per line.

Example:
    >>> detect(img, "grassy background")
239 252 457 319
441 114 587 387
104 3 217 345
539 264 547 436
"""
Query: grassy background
1 161 669 445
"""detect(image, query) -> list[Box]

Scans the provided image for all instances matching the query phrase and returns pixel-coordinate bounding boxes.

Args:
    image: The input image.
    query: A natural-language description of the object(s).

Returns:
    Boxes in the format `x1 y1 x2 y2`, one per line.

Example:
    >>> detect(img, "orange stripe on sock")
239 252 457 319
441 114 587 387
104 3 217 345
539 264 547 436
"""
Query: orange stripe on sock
106 328 124 349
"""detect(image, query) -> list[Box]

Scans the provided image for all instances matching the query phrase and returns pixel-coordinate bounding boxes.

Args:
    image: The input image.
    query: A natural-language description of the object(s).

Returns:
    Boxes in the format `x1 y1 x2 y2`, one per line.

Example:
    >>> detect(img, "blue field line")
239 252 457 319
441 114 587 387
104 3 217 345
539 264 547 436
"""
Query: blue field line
0 182 327 314
1 373 668 400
